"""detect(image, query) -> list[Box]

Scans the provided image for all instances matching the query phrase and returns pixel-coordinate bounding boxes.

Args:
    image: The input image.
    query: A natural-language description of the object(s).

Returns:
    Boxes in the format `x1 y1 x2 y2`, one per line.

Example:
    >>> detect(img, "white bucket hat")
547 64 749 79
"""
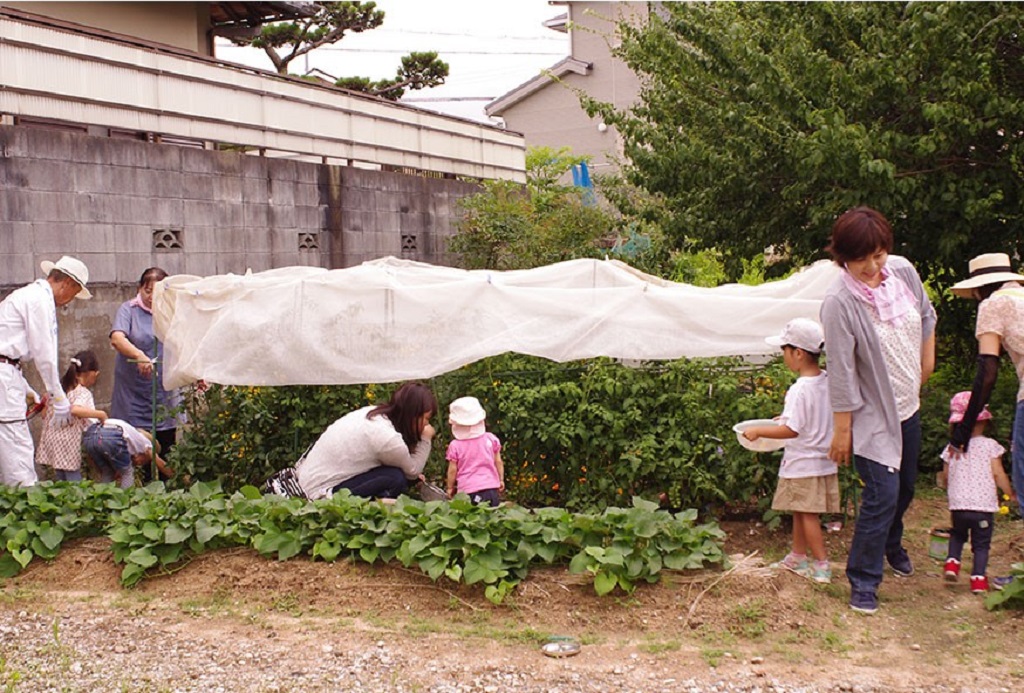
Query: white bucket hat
950 253 1024 298
765 317 824 354
40 256 92 299
449 396 486 440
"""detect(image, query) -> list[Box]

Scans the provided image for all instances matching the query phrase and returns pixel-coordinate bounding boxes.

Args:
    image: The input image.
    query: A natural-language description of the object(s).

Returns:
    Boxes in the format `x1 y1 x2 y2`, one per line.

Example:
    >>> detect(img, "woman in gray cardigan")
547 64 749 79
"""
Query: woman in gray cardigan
819 207 936 615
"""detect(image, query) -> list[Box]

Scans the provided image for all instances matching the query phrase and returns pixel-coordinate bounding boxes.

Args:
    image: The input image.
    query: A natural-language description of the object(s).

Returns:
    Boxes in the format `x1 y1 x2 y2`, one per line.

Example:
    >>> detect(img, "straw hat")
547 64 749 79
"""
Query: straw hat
950 253 1024 298
40 256 92 299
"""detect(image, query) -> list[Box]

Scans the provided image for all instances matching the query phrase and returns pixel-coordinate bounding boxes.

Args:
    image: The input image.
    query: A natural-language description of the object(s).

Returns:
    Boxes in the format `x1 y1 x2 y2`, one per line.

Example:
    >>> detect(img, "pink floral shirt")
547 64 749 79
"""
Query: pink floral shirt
941 436 1005 513
976 285 1024 401
36 385 94 471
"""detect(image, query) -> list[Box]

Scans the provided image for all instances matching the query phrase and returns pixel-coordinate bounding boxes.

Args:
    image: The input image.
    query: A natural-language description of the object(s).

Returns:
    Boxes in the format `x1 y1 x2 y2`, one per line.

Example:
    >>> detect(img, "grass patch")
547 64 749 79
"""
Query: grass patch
700 647 728 667
728 598 768 639
178 585 235 618
270 593 303 617
820 630 849 653
638 638 682 655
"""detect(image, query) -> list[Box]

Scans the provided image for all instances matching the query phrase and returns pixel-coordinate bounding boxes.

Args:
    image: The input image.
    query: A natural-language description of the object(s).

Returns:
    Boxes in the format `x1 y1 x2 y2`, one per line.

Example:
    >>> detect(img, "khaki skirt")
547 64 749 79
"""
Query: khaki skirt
771 474 841 514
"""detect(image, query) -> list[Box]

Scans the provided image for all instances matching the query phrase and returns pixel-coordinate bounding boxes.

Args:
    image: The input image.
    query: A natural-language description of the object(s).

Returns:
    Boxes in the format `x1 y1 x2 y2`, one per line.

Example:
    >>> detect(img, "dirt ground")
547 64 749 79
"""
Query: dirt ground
2 491 1023 692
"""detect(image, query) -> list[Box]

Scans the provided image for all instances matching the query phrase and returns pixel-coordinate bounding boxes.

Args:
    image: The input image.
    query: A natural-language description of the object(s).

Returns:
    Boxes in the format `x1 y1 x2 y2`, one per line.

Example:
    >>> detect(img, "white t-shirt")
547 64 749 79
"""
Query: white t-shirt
778 372 836 479
102 418 152 457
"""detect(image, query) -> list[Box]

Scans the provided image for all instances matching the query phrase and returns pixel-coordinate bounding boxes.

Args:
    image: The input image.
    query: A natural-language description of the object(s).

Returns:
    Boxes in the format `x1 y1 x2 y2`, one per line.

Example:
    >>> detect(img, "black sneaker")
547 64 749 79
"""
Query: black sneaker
849 591 879 615
888 551 914 577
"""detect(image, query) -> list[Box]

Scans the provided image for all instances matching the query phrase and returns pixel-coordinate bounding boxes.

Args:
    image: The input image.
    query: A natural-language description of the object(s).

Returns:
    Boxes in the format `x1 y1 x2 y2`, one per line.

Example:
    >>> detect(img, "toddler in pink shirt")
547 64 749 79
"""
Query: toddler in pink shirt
445 397 504 507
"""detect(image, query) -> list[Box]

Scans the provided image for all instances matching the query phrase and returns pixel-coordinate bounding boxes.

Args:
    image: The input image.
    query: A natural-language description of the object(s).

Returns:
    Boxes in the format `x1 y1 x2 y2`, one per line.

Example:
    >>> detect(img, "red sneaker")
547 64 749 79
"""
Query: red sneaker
943 558 960 582
970 575 989 594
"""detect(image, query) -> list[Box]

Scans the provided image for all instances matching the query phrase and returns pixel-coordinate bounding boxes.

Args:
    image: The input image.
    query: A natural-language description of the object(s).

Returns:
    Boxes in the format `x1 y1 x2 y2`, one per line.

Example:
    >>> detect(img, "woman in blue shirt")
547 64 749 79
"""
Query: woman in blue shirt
109 267 181 481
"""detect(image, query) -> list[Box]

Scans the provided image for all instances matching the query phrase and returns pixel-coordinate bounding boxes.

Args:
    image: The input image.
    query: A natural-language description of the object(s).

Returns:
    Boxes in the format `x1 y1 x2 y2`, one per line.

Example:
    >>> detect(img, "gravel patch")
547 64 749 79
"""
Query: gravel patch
0 606 1015 693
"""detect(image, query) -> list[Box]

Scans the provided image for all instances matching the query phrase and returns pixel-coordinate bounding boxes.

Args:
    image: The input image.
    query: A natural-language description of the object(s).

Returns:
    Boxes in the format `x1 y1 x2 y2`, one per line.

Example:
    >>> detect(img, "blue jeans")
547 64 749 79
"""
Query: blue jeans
82 424 134 488
846 456 900 596
847 412 920 595
1014 401 1024 518
55 469 83 482
332 466 409 499
886 412 921 560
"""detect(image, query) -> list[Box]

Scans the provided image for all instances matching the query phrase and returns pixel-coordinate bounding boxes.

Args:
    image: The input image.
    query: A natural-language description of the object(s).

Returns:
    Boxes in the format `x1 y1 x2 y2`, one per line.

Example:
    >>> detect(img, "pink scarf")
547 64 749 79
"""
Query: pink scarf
841 265 916 325
129 293 152 314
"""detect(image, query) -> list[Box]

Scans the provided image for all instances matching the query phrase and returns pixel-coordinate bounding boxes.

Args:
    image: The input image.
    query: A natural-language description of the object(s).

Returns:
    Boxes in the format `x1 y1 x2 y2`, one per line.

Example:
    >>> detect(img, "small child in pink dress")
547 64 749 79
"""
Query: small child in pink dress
445 397 504 507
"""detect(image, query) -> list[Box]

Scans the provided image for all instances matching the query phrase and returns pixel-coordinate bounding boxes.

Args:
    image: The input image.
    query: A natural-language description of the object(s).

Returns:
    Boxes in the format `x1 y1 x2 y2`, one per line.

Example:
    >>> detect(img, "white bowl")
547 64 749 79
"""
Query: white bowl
732 419 787 453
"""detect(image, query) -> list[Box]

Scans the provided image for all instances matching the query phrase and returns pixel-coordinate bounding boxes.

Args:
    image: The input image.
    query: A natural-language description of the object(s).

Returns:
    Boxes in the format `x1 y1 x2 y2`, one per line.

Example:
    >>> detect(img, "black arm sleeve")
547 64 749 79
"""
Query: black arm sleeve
949 354 1000 451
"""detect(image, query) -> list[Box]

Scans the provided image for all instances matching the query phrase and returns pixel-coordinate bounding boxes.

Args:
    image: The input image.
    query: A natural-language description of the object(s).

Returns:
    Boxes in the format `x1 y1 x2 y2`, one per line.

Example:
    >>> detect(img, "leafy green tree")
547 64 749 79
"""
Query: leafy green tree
231 1 448 100
585 2 1024 286
449 146 617 270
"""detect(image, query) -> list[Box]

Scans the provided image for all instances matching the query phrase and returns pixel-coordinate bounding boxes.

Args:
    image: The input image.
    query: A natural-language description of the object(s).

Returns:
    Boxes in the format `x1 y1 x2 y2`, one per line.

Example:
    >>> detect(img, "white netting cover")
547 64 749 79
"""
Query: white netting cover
152 256 840 389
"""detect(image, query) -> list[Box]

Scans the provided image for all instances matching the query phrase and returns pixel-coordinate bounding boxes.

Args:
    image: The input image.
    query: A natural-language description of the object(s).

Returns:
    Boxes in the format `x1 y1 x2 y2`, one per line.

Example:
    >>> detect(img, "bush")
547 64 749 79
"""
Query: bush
170 355 793 516
170 383 376 490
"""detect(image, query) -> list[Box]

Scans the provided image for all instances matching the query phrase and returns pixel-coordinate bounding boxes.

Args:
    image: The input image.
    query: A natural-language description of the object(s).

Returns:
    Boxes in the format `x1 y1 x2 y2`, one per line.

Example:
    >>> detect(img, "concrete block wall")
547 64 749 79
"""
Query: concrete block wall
1 126 485 405
336 167 479 267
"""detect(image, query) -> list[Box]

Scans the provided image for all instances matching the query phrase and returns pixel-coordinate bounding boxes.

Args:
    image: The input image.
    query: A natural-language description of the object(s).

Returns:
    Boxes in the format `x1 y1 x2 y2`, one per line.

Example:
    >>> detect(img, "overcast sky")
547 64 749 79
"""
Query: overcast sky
214 0 570 123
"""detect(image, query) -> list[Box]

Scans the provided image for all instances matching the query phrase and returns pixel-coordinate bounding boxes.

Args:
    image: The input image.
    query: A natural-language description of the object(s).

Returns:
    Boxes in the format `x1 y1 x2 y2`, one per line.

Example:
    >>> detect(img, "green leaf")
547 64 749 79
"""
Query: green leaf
126 548 158 568
617 574 635 593
405 534 432 557
276 537 303 561
37 525 64 551
11 548 33 569
593 570 618 596
238 485 264 500
194 518 222 545
315 541 341 562
0 553 23 578
569 551 592 574
164 524 191 544
463 557 495 585
120 563 146 587
419 556 448 581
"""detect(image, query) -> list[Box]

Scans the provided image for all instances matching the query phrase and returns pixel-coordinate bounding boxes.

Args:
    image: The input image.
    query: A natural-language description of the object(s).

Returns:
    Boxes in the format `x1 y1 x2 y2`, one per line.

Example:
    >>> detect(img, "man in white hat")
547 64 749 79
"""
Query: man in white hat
949 252 1024 518
0 256 92 486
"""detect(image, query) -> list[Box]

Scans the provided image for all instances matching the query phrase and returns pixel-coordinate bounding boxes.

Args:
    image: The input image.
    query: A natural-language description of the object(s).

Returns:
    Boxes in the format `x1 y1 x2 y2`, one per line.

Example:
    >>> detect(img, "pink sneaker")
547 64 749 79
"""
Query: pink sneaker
943 558 960 582
970 575 989 594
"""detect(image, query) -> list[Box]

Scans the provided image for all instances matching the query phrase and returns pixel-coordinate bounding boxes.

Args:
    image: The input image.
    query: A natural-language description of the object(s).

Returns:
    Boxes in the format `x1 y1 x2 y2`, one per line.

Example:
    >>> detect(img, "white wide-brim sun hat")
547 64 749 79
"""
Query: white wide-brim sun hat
40 255 92 299
449 396 486 440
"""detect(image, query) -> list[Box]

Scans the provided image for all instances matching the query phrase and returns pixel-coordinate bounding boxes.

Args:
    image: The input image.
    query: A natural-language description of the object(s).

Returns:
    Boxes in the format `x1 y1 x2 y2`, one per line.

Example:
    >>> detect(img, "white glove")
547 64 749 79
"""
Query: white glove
51 393 73 428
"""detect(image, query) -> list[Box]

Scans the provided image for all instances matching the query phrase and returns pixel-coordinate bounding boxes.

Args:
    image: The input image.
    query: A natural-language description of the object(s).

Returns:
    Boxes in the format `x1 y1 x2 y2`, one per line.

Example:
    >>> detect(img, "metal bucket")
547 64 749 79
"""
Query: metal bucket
928 528 951 561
